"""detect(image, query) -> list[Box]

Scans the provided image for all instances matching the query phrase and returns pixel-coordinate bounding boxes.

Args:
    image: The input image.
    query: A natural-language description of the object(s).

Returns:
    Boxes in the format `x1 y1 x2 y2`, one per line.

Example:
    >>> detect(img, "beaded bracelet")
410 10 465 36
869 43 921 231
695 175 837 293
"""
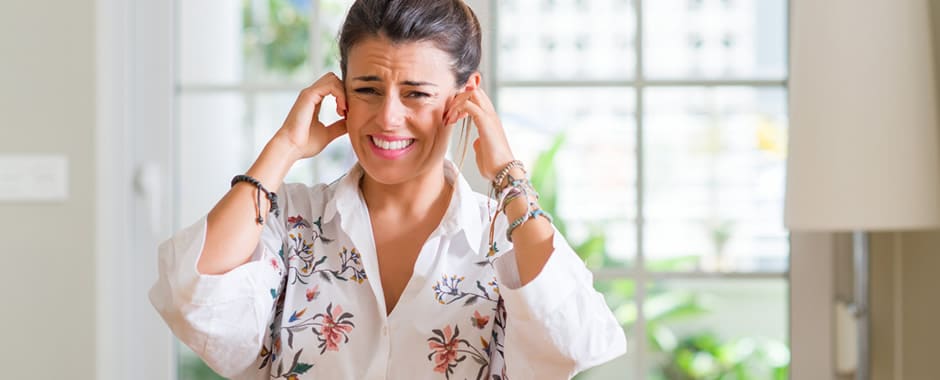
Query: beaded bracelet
506 208 554 242
231 174 280 225
492 160 525 193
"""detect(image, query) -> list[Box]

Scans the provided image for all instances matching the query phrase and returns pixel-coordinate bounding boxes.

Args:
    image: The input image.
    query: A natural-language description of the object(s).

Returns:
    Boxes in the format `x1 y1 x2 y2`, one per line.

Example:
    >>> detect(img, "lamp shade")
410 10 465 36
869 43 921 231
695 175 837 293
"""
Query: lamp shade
785 0 940 231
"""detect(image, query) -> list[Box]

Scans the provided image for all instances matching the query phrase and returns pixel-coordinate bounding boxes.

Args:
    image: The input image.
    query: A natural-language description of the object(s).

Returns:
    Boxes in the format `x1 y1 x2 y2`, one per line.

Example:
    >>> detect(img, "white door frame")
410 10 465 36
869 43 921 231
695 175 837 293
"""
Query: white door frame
96 0 176 378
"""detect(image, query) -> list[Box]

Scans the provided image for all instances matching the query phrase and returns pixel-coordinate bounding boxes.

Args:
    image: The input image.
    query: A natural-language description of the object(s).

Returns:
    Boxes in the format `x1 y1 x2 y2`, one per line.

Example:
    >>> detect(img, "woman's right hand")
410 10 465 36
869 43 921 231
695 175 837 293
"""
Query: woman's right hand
275 72 349 162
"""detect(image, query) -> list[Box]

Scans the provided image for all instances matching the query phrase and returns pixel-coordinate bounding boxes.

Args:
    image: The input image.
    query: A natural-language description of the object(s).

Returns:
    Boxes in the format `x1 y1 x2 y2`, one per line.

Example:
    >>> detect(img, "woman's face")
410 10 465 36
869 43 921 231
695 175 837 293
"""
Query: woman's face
344 35 463 186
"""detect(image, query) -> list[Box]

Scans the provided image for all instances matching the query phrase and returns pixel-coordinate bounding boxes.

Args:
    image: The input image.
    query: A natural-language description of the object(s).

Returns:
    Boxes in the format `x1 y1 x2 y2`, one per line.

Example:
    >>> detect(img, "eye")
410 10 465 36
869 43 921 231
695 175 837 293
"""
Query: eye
405 91 431 99
354 87 379 95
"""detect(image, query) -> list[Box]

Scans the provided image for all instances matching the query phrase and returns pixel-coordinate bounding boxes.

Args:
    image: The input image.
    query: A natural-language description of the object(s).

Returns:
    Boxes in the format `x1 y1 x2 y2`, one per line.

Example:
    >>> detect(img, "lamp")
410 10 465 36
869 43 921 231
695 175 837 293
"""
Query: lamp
785 0 940 379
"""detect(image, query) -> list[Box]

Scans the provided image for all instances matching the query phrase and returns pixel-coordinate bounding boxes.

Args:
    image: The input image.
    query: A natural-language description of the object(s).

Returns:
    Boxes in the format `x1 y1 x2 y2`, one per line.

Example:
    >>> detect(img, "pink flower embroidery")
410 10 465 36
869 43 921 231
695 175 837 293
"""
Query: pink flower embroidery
312 303 355 354
427 325 467 377
470 310 490 329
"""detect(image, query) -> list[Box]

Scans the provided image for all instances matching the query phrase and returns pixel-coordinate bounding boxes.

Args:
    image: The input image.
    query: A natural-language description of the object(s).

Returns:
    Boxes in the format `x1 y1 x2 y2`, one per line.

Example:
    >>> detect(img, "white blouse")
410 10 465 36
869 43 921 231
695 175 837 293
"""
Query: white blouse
150 160 626 380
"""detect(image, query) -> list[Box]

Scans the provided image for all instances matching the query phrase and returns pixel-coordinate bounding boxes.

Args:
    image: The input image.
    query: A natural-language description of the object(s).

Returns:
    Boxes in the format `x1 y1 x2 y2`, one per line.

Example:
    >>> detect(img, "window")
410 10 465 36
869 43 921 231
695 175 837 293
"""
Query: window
174 0 789 378
493 1 789 378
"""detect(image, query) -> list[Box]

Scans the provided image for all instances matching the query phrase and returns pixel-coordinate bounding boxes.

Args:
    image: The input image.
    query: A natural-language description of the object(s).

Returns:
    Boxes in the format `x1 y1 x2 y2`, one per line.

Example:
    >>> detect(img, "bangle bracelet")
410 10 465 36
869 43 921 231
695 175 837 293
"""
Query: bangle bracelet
492 160 525 192
231 174 280 225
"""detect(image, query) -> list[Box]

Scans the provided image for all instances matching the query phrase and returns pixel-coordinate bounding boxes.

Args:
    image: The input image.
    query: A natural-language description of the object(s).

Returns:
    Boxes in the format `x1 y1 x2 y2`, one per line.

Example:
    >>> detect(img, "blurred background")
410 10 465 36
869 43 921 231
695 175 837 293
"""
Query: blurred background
2 0 940 379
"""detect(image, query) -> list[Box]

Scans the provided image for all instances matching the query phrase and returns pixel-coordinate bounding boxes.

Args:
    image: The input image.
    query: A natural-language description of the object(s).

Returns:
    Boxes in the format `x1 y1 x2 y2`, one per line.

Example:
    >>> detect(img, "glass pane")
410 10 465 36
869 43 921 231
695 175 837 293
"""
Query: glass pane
179 0 244 84
498 0 636 81
644 279 789 380
252 92 355 186
643 87 788 273
177 93 249 228
242 0 316 83
643 0 787 80
319 0 357 75
499 87 637 268
576 279 637 380
179 0 357 85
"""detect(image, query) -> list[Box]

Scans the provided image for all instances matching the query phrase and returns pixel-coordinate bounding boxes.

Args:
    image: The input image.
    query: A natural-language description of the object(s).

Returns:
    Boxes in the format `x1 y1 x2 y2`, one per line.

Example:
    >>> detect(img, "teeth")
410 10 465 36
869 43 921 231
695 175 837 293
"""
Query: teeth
371 136 415 150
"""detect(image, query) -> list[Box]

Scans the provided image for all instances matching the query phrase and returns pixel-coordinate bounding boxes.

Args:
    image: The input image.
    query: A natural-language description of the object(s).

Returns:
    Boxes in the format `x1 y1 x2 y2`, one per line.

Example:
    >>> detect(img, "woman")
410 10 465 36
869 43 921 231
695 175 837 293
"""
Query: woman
150 0 626 379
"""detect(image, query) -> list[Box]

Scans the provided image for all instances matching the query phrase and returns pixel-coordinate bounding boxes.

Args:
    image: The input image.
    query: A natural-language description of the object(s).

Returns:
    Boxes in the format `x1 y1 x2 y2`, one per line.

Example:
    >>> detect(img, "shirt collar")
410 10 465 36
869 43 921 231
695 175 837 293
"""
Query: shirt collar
322 160 484 253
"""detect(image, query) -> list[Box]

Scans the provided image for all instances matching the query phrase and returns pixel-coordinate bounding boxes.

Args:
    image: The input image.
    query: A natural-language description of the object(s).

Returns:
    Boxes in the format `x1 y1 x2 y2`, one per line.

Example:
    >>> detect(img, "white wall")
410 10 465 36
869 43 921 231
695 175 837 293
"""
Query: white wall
0 1 97 378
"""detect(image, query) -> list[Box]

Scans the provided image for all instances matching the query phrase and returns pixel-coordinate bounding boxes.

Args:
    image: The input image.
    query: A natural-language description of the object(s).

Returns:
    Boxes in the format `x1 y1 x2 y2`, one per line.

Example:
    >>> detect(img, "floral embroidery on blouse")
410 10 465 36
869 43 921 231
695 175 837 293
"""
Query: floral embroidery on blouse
259 213 366 375
427 324 496 380
284 214 367 285
302 302 356 354
267 348 315 379
429 269 508 379
470 310 489 329
432 273 499 306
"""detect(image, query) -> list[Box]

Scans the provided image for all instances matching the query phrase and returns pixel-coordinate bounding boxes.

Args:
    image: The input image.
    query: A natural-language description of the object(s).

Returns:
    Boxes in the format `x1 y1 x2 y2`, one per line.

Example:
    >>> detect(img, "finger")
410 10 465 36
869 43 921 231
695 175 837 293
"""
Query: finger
326 74 348 117
449 99 484 127
444 91 474 122
473 86 496 114
306 73 347 117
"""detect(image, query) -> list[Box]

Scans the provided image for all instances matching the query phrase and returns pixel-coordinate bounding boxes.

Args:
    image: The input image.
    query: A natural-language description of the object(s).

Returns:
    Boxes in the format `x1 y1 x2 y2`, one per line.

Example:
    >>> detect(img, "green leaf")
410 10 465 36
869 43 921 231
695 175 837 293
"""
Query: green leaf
292 362 314 375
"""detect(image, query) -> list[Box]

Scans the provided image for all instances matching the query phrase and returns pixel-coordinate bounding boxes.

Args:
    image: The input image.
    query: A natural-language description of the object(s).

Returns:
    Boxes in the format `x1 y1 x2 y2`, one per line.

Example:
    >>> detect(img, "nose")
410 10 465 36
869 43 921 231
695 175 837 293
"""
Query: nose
379 94 407 129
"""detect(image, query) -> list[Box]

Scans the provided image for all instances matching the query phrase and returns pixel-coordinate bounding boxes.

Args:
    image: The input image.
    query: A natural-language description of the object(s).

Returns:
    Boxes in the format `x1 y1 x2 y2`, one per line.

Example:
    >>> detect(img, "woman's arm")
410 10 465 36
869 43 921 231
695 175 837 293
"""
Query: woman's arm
498 166 554 285
197 73 348 275
447 75 626 376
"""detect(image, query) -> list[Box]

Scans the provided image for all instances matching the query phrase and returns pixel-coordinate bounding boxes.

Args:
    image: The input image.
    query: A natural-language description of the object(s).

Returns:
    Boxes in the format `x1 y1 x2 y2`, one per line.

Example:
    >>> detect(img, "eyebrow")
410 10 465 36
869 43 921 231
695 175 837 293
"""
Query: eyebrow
351 75 438 87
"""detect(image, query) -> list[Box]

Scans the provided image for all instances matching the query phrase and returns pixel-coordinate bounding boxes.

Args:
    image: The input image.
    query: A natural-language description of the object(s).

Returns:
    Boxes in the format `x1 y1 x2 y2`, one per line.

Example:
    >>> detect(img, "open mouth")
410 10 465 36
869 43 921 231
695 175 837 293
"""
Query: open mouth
370 136 416 151
368 135 417 160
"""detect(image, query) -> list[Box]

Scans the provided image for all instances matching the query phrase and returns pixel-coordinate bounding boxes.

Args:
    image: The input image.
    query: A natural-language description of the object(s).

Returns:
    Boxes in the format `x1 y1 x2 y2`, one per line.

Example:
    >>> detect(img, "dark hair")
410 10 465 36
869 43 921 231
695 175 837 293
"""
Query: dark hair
338 0 482 86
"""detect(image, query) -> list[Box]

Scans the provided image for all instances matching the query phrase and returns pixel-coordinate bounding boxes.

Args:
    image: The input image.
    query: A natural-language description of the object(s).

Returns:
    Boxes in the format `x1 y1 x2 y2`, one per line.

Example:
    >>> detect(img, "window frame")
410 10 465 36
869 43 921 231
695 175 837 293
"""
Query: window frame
488 0 794 377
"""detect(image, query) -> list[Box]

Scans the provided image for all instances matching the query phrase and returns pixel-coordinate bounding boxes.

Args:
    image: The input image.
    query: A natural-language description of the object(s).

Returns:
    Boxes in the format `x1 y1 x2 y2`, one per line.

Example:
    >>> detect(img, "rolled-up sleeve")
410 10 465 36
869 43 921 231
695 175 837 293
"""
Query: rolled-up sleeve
149 209 288 379
491 227 627 379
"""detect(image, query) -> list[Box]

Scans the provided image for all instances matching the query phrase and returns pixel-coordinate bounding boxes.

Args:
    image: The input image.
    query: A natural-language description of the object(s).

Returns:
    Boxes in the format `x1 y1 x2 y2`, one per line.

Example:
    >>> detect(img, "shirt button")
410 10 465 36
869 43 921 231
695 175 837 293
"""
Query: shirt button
382 326 389 336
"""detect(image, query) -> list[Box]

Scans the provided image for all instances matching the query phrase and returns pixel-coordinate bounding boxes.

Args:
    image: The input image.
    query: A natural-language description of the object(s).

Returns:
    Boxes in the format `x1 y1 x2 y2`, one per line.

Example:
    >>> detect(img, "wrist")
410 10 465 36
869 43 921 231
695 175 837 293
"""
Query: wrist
270 133 304 163
244 138 297 193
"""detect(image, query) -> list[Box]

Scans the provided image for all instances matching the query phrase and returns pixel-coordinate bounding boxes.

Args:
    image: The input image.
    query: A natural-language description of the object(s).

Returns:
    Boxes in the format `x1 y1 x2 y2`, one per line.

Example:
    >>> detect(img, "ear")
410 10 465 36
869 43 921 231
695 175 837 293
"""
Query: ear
460 72 482 93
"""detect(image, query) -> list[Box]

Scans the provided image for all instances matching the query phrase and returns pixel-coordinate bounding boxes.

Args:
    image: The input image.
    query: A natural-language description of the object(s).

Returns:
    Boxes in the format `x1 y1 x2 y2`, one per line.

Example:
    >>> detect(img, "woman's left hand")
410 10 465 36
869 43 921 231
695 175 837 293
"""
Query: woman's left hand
443 86 516 181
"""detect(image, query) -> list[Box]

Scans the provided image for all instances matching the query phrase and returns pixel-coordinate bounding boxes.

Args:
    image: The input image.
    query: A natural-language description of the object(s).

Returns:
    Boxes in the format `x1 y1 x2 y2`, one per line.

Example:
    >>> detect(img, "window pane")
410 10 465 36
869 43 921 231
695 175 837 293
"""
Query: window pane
179 0 243 84
318 0 357 74
242 0 316 83
498 0 636 81
177 93 249 228
252 92 356 185
577 279 637 380
643 87 788 272
644 279 789 380
499 87 637 268
179 0 356 85
643 0 787 80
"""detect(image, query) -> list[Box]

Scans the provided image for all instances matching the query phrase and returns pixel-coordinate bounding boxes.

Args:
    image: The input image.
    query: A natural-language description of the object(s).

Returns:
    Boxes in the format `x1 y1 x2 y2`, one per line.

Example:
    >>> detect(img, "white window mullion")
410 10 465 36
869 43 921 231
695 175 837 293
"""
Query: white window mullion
634 0 647 375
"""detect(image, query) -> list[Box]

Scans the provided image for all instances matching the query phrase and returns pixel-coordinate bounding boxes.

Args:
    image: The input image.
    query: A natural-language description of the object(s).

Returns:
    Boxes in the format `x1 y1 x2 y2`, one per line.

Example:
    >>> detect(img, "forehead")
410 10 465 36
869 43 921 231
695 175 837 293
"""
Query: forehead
346 35 455 83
